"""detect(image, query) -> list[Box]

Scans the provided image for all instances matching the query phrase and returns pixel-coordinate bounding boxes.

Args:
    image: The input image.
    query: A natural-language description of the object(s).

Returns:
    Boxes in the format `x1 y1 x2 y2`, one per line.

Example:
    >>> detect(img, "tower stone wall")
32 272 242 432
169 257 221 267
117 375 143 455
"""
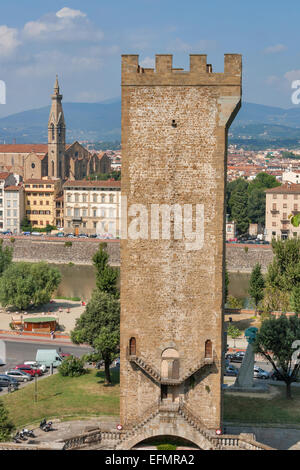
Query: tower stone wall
120 54 242 446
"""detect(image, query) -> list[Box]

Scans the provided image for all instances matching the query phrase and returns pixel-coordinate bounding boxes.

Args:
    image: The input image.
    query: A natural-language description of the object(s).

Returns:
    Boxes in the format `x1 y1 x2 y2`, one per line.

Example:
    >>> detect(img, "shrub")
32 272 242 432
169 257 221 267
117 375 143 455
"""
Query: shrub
0 400 14 442
9 237 15 244
65 241 72 247
156 444 177 450
58 356 86 377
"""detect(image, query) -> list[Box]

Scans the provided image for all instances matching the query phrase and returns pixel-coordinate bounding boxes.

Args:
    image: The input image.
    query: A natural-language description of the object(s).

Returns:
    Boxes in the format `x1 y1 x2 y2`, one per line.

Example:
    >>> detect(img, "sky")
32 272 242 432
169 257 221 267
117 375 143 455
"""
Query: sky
0 0 300 117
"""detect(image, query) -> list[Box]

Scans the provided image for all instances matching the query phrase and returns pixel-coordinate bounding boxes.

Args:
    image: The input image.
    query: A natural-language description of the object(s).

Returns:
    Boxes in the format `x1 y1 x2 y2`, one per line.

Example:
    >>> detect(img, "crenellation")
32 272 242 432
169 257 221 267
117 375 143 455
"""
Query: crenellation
121 54 242 87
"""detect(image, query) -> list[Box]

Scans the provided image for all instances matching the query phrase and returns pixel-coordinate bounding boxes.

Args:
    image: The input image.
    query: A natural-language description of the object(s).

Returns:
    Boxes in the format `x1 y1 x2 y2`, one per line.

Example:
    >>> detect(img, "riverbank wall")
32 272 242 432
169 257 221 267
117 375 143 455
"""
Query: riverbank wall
0 237 273 272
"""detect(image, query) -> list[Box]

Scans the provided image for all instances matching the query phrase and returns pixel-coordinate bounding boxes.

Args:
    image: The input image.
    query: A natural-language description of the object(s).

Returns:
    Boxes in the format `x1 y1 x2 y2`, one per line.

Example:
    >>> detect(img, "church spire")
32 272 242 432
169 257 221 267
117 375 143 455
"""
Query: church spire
54 74 60 95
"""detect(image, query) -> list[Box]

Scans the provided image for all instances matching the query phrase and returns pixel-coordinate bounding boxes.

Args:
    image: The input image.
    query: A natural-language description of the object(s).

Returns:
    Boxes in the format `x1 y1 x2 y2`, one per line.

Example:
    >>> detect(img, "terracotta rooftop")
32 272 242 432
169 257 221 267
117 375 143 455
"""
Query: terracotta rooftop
265 183 300 194
0 144 48 154
24 178 59 184
4 185 23 191
63 179 121 188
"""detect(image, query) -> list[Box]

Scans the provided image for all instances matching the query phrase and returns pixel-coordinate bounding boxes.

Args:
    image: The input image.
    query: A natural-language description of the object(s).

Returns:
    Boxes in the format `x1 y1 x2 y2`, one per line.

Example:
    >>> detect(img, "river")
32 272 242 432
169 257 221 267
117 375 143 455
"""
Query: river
51 264 250 305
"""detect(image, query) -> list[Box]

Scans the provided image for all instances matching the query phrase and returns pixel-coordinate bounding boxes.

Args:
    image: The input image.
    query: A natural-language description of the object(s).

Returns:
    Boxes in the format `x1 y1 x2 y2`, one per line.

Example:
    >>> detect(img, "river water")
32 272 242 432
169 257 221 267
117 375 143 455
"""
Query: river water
51 264 250 304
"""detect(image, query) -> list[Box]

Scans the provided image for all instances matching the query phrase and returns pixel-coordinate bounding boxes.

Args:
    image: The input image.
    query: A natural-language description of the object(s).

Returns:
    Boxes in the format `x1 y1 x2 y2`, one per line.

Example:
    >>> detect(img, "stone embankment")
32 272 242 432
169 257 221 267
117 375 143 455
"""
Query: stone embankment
0 236 273 272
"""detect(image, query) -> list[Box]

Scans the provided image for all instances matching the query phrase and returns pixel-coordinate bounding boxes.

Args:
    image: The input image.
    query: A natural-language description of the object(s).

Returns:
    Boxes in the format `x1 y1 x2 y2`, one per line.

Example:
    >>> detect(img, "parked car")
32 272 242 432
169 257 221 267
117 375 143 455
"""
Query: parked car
0 374 19 389
14 364 43 377
59 352 71 359
1 230 12 236
224 365 238 377
5 370 33 382
55 232 64 237
78 233 88 238
253 366 269 379
24 361 47 373
89 234 97 238
228 352 245 363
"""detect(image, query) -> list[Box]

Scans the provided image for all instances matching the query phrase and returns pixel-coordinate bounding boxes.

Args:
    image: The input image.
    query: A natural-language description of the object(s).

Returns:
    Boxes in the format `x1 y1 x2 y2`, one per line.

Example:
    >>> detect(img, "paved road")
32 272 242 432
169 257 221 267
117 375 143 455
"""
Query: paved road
0 339 92 372
0 339 92 395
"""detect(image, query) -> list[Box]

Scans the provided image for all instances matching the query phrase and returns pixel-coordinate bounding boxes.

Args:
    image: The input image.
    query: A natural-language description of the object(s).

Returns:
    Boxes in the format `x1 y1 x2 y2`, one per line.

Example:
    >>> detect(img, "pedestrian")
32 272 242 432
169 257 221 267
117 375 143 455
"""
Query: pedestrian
50 330 54 340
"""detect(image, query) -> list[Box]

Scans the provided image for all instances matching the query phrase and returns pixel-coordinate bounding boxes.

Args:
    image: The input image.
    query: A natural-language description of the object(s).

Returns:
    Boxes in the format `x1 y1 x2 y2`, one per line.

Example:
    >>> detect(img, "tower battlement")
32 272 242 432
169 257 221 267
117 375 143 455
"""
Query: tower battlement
122 54 242 86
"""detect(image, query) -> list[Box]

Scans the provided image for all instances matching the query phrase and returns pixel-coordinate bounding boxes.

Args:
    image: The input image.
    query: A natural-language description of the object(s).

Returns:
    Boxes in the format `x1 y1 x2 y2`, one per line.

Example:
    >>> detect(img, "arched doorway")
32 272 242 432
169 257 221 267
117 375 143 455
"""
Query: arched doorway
205 340 212 359
129 337 136 356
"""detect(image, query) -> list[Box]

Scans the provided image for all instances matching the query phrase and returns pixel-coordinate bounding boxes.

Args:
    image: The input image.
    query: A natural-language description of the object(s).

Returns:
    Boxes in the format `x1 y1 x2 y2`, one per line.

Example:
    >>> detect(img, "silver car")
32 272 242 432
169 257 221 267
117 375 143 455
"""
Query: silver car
5 370 33 382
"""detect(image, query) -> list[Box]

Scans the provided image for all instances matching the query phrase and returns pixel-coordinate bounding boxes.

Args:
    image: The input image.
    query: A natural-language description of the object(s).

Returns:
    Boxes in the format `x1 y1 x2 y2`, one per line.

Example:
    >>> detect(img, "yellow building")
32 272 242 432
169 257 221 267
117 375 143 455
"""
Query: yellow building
24 178 62 229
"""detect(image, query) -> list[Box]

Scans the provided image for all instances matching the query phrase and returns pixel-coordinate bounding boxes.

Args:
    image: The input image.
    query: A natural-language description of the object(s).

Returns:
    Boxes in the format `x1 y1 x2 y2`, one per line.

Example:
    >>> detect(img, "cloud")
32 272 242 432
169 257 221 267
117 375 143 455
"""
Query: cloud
56 7 86 19
169 38 217 53
23 9 103 42
284 70 300 83
0 25 20 57
263 44 286 54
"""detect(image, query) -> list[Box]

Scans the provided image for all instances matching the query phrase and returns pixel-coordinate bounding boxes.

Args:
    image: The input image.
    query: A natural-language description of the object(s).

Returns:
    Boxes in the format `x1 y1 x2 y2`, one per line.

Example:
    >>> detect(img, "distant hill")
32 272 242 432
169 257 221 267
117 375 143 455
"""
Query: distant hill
0 100 300 148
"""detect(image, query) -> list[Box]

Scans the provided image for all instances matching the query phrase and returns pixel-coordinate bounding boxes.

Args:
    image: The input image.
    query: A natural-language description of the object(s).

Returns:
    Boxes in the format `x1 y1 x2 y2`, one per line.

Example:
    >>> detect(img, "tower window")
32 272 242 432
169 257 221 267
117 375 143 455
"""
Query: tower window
205 340 212 359
129 337 136 356
51 124 55 141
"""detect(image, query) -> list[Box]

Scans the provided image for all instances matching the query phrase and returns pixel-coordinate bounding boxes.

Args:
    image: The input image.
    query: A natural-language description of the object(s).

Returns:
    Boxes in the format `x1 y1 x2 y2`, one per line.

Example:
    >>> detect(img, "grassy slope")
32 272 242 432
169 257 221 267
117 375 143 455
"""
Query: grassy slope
224 388 300 425
3 367 300 428
2 369 120 428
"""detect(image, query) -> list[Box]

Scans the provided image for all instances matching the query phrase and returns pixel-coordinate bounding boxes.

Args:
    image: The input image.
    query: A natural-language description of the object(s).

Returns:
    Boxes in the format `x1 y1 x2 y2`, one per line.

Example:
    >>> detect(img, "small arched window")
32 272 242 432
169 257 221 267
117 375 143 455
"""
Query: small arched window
129 337 136 356
205 340 212 359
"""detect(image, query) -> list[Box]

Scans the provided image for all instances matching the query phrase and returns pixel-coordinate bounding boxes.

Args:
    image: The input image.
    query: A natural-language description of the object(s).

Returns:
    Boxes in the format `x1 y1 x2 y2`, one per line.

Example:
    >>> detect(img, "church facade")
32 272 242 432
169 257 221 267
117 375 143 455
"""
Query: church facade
0 77 103 181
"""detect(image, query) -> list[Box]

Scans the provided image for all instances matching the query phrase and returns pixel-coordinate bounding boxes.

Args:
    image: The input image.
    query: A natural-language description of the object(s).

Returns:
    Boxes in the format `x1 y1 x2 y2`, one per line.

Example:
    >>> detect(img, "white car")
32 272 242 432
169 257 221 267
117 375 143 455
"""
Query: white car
24 361 47 373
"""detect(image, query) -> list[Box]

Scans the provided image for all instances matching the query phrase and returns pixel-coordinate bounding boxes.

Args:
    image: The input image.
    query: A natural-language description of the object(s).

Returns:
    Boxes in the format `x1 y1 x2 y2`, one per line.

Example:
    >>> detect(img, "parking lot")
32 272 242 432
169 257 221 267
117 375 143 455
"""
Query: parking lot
0 339 91 395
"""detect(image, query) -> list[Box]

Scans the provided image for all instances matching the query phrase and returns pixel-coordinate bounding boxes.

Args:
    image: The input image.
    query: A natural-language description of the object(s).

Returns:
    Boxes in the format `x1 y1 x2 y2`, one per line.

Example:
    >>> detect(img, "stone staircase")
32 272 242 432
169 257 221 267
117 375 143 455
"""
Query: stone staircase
119 400 160 442
128 355 214 385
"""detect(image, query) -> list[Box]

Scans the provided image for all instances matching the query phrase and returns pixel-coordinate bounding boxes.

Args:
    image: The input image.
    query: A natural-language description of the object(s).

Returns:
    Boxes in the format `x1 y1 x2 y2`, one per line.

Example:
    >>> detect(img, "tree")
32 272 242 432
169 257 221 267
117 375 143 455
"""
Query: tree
227 325 242 348
291 286 300 314
71 290 120 384
248 263 265 314
266 239 300 293
253 315 300 399
0 262 61 309
20 217 32 232
92 243 119 297
0 400 14 442
228 179 249 234
0 239 13 276
225 268 229 303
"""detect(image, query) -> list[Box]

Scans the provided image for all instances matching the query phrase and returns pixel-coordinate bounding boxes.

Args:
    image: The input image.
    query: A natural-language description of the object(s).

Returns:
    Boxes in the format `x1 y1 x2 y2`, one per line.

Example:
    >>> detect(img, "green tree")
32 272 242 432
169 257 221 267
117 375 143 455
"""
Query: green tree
92 243 119 297
0 262 61 309
253 315 300 399
266 239 300 293
71 290 120 384
0 239 13 276
228 179 249 234
248 263 265 314
20 217 32 232
227 325 242 348
0 400 14 442
291 286 300 314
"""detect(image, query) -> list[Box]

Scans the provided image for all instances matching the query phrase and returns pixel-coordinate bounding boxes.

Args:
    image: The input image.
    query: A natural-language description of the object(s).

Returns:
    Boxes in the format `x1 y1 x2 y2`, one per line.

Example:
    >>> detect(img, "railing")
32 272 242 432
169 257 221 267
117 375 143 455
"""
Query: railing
128 354 214 385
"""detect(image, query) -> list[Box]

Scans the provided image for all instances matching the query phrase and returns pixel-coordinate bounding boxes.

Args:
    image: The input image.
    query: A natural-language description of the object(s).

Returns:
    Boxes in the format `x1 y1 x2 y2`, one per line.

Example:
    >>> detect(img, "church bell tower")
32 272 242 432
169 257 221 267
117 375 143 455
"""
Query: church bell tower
48 75 66 179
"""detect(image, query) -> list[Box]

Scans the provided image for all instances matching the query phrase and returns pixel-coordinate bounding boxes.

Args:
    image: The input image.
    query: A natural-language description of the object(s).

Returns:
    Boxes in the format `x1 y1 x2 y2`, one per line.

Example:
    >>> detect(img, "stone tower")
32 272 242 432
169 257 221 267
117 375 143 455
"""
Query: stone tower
119 54 242 449
48 75 66 179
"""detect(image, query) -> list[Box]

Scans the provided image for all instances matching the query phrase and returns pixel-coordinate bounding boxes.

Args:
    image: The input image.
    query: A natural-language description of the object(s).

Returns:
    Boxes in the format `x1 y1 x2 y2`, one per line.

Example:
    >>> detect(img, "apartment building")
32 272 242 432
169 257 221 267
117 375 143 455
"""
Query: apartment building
3 184 24 233
63 180 121 236
24 178 62 228
265 183 300 241
0 173 18 231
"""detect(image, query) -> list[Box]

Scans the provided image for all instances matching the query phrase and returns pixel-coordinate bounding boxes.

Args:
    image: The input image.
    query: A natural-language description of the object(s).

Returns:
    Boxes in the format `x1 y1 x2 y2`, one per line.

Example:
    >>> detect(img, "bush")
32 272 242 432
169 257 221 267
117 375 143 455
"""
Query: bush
156 444 177 450
58 356 86 377
65 241 72 247
9 237 15 244
0 400 14 442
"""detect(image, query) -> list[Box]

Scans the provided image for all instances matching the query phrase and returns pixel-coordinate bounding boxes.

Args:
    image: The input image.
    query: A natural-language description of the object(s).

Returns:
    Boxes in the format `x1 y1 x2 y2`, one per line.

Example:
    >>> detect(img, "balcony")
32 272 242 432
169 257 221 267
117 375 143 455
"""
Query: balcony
270 209 279 214
72 216 82 222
